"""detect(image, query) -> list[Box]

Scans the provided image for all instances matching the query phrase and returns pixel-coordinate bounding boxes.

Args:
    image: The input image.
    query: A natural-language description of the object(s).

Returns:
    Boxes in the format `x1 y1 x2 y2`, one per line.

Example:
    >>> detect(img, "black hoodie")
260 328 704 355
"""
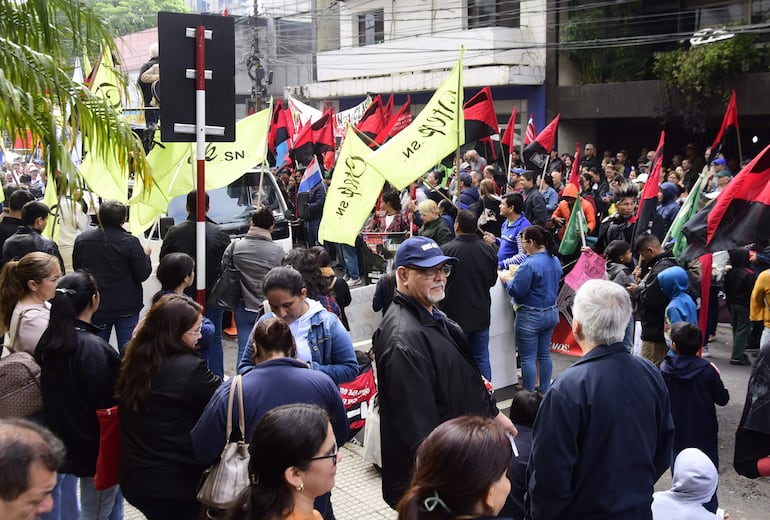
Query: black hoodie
724 248 757 306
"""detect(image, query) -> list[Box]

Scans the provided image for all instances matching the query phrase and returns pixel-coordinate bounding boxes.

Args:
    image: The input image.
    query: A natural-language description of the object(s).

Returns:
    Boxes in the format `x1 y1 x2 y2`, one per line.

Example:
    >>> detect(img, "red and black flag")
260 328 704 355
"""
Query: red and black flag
382 94 394 125
290 109 335 166
268 99 291 167
568 142 581 187
523 113 560 172
356 95 385 145
708 90 739 164
524 113 536 146
463 86 499 143
682 143 770 260
631 131 665 244
500 107 517 153
375 96 411 144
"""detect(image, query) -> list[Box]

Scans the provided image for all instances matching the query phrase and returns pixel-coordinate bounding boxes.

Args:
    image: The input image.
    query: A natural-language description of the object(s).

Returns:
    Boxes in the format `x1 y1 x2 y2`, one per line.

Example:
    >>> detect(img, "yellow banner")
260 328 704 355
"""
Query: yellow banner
366 51 464 190
318 126 382 246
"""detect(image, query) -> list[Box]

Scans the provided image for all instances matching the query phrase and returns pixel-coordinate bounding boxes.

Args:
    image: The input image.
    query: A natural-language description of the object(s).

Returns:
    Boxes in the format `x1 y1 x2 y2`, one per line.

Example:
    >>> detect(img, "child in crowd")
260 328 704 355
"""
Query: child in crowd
724 248 757 365
604 240 635 351
659 265 698 350
652 448 722 519
661 322 730 513
500 389 542 519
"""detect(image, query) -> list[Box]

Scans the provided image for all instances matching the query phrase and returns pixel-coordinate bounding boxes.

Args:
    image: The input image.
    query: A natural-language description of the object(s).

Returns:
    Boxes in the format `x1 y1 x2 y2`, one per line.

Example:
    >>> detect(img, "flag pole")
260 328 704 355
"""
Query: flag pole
454 49 464 203
577 197 586 248
736 126 744 165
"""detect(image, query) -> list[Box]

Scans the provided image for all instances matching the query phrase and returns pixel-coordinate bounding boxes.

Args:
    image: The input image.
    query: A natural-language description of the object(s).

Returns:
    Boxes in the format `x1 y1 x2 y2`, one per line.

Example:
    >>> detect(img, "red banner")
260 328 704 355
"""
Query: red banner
551 313 583 357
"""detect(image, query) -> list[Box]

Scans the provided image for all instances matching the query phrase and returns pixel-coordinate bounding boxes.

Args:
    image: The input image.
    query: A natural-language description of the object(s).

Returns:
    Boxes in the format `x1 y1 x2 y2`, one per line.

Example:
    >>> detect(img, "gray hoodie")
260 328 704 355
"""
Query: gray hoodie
651 448 719 519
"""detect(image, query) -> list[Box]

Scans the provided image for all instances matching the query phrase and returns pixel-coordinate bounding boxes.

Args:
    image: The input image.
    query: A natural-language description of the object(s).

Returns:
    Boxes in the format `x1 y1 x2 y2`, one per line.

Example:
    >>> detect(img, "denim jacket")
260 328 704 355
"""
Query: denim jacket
237 306 358 385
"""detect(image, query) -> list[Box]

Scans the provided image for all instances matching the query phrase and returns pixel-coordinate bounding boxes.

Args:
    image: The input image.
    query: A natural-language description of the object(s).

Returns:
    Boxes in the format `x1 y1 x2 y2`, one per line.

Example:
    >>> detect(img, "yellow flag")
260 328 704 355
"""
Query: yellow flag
42 175 60 240
366 51 464 190
318 126 382 246
128 108 271 234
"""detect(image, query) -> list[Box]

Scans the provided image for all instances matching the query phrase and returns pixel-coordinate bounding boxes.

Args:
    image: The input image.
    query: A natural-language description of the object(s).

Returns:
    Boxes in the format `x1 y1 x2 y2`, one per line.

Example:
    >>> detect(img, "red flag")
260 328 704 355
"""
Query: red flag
283 107 296 137
524 113 536 146
382 94 394 125
463 86 499 143
356 95 385 143
698 253 712 353
631 131 665 243
269 99 289 153
682 143 770 258
709 90 739 162
375 96 411 144
290 109 335 165
523 114 560 172
568 142 581 187
501 107 517 151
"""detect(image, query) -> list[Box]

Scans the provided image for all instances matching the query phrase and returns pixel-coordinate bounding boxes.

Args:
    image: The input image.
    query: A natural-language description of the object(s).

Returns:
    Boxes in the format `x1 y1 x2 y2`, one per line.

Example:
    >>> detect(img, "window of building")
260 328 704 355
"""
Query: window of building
358 9 384 46
468 0 520 29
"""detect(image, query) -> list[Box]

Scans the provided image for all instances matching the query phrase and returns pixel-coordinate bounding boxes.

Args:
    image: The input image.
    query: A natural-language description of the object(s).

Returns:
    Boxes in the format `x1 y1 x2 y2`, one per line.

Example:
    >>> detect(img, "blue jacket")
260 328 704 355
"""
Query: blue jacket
459 186 480 209
527 343 675 520
660 354 729 467
237 305 358 385
506 251 562 309
656 182 680 231
497 215 530 269
659 266 698 325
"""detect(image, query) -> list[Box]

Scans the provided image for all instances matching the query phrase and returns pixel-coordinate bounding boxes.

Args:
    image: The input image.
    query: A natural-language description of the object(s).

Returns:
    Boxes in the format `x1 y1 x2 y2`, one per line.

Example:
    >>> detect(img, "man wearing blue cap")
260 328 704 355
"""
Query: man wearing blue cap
372 236 516 508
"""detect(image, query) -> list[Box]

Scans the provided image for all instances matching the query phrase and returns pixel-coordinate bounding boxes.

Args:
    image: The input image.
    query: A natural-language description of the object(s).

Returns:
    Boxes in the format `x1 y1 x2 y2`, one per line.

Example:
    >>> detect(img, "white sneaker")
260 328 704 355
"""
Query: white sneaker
701 346 710 358
347 277 362 287
342 274 351 282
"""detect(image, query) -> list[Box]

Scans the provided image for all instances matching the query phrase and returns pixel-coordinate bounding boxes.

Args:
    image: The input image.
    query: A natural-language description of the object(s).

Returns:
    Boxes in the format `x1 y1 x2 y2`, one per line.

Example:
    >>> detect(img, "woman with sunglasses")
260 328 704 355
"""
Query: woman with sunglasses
226 404 339 520
237 266 357 385
499 225 562 394
193 317 348 518
116 294 221 519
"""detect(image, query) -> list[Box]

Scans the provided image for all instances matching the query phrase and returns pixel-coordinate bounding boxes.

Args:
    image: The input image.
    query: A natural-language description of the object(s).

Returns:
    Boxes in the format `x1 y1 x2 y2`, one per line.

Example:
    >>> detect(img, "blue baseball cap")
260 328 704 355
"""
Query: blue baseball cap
395 237 458 268
713 157 726 166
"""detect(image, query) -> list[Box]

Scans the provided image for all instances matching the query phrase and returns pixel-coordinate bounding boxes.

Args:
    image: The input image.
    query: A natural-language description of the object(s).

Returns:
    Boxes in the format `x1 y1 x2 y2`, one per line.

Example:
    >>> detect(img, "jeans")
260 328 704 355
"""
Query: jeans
94 314 140 354
40 473 79 520
337 243 360 279
515 307 559 393
203 303 225 378
234 300 259 366
306 218 321 246
79 479 122 520
465 328 492 381
623 317 635 353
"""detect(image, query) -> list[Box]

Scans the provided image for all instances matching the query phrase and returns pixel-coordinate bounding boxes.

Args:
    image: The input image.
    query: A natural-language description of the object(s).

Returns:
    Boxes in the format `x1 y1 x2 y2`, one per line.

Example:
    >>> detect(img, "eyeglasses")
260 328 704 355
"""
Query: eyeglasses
310 444 338 465
407 264 452 279
184 327 202 336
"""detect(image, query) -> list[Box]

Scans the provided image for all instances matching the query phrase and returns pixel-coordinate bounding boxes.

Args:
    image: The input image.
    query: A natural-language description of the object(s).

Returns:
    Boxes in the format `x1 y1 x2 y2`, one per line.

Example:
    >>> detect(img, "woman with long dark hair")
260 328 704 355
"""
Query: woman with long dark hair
0 251 60 354
283 248 342 321
498 225 562 394
227 404 338 520
397 416 513 519
35 272 122 519
237 266 357 385
116 294 221 519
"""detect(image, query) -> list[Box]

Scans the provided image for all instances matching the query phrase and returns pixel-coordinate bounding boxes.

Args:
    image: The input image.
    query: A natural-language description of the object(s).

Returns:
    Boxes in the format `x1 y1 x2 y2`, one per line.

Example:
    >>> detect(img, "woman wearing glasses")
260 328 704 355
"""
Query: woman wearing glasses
226 404 339 520
116 294 221 519
193 317 347 518
237 266 357 385
498 226 562 394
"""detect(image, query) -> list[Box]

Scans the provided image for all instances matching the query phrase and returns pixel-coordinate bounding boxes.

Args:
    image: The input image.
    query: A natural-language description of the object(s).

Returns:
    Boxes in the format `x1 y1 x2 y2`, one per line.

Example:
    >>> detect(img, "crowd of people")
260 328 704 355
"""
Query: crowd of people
0 137 769 520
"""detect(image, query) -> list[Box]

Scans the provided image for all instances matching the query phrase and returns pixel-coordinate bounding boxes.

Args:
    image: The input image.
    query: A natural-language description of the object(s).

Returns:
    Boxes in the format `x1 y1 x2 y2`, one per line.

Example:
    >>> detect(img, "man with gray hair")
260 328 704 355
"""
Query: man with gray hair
0 419 64 519
527 279 674 520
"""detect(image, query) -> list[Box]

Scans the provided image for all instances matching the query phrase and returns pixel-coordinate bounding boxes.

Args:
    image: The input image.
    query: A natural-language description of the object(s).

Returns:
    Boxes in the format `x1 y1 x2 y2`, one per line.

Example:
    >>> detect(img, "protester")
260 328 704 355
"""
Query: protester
520 170 548 226
311 246 352 329
73 200 152 353
372 236 515 507
528 279 674 519
226 404 339 520
396 416 513 520
35 272 122 519
237 266 357 385
500 390 541 520
282 247 343 322
224 206 284 362
1 201 65 272
661 322 729 512
0 419 64 519
659 266 699 341
0 188 35 253
193 318 347 518
473 179 503 237
593 183 638 254
498 225 562 393
724 249 757 365
604 240 636 351
484 192 529 269
417 199 453 246
734 345 770 480
0 252 60 355
372 271 396 316
367 190 408 233
652 448 721 520
116 294 221 519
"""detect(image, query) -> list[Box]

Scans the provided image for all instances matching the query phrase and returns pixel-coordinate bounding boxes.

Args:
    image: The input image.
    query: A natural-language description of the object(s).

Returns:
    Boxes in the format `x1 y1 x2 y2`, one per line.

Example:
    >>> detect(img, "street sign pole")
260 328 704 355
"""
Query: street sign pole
194 25 207 307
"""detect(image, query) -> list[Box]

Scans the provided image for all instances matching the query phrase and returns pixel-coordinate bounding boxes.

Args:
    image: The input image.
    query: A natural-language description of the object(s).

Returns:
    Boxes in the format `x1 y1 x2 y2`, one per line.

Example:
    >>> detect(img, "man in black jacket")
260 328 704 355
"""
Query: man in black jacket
1 201 64 272
0 188 35 253
440 210 498 381
372 236 516 508
73 200 152 353
521 170 548 226
160 190 230 377
631 233 678 367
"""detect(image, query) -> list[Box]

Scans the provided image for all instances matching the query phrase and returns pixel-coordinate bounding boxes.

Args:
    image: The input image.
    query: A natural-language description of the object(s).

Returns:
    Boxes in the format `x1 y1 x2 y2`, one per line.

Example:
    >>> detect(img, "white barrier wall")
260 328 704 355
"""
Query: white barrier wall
345 281 518 390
